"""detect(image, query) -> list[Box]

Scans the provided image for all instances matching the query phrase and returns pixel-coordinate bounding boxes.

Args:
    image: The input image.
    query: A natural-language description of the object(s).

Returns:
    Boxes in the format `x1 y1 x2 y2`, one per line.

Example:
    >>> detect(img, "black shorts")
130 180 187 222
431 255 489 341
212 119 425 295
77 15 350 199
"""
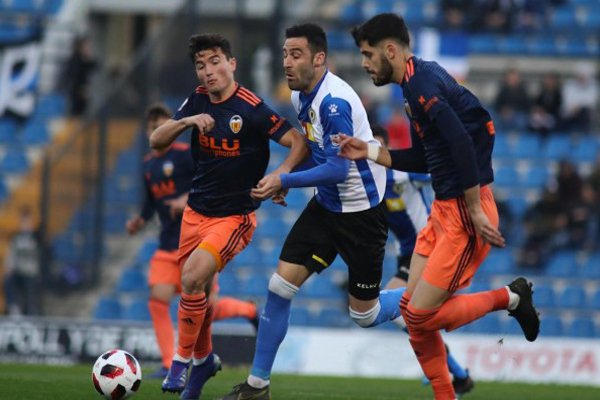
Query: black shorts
394 253 412 282
280 197 388 301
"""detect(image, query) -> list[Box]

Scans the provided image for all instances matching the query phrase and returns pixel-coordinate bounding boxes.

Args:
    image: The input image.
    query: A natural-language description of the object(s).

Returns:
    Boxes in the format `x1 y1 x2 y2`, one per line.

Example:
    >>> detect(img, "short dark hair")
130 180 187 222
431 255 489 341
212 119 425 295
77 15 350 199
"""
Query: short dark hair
285 23 328 56
351 13 410 48
146 103 172 122
188 33 233 62
371 125 389 146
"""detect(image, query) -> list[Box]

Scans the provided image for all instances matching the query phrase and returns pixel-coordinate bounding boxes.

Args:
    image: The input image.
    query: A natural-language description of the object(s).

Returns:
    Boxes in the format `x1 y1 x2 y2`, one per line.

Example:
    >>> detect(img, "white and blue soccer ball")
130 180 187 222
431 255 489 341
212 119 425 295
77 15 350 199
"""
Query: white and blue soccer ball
92 349 142 399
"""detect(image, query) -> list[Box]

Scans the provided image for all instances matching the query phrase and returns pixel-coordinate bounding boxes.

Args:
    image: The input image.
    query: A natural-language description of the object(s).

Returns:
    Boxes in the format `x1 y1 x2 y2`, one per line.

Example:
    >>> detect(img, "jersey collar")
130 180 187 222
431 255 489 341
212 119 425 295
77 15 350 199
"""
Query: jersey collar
401 56 417 86
299 69 329 107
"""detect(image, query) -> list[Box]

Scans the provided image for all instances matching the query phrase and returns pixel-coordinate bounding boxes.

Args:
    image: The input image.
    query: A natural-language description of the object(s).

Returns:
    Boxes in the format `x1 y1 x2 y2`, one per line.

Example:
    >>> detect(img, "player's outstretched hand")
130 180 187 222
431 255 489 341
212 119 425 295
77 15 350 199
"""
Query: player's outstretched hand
470 211 506 248
251 174 282 201
272 188 289 207
164 193 188 220
126 217 144 235
334 133 368 160
186 113 215 134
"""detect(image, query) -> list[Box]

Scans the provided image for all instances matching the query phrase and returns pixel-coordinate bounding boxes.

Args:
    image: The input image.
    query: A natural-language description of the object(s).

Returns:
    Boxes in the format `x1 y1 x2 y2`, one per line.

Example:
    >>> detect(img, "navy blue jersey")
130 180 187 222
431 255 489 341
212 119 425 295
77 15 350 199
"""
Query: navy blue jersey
141 143 195 250
400 56 495 200
173 84 292 217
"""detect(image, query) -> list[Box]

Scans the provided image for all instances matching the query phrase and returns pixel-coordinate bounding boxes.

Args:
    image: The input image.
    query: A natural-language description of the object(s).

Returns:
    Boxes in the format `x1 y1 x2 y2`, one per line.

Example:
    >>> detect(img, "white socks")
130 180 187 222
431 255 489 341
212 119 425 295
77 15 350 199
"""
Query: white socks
506 286 520 311
173 354 191 364
192 356 207 366
248 374 270 389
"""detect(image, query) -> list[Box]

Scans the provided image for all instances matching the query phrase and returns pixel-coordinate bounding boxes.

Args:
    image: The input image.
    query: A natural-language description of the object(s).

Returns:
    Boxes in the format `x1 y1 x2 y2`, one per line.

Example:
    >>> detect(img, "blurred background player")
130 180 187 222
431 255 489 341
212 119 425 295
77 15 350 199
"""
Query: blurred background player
338 13 540 400
125 103 260 381
150 34 307 397
222 23 406 400
372 124 474 395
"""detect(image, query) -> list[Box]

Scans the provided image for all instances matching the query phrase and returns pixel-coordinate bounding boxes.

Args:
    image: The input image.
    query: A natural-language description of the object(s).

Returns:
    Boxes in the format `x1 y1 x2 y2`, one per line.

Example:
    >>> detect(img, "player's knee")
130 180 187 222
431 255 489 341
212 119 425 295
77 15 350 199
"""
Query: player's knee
268 273 299 300
181 265 210 294
349 303 381 328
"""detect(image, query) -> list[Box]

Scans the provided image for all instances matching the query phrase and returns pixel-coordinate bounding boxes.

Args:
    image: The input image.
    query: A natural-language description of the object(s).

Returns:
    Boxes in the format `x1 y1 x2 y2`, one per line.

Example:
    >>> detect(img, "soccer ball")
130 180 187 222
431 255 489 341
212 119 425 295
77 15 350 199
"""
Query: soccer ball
92 349 142 399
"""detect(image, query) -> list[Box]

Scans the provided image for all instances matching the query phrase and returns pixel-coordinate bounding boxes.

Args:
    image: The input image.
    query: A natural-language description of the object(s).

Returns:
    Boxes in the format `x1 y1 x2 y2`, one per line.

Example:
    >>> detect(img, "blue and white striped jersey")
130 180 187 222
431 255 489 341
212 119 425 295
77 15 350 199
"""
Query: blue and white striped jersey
291 71 386 213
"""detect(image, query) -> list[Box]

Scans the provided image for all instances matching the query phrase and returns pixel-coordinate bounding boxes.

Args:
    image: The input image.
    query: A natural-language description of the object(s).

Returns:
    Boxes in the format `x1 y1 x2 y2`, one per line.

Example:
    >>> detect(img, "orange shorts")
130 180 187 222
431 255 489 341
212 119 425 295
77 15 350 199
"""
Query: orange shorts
148 250 182 291
178 206 257 272
415 186 499 293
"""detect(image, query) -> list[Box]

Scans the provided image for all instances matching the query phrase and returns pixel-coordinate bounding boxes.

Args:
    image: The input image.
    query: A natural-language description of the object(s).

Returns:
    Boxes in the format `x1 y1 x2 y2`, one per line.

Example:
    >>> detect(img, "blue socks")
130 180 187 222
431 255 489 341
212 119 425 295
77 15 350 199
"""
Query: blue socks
250 290 291 380
447 352 468 379
368 287 406 327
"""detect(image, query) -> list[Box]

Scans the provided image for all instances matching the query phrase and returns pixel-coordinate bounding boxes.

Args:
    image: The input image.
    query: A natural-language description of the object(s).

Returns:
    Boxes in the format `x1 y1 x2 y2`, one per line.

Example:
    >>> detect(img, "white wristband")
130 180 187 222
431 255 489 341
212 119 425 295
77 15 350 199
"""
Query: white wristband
367 143 380 161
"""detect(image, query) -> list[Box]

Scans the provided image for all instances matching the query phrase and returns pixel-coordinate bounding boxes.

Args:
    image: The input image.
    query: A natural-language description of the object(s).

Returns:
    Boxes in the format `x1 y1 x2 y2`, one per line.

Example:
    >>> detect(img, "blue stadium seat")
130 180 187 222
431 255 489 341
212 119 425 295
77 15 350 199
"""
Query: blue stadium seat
567 317 596 338
235 245 262 267
505 195 528 218
546 251 578 277
499 35 529 54
542 316 564 337
137 240 159 265
464 281 491 295
533 284 555 309
580 253 600 279
305 277 344 300
0 118 17 145
170 297 180 322
93 297 123 320
285 189 308 209
559 286 587 309
104 210 127 234
513 135 541 158
571 137 600 163
542 135 571 160
316 307 352 328
340 1 361 23
479 250 514 275
1 150 29 175
34 93 66 118
123 299 151 321
468 35 498 54
493 134 512 159
290 307 313 326
589 289 600 310
258 218 285 238
494 166 520 187
469 314 501 334
10 0 39 12
505 317 523 336
22 123 49 146
552 8 579 30
217 273 240 295
0 179 7 203
52 235 77 263
584 10 600 29
523 165 549 189
531 36 557 56
116 269 148 293
242 273 269 297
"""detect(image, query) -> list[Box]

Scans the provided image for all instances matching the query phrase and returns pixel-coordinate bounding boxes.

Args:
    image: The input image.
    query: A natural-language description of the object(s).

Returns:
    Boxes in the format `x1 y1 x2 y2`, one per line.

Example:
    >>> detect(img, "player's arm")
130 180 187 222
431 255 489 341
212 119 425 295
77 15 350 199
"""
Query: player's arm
270 127 310 175
127 174 154 235
415 73 504 247
336 131 428 172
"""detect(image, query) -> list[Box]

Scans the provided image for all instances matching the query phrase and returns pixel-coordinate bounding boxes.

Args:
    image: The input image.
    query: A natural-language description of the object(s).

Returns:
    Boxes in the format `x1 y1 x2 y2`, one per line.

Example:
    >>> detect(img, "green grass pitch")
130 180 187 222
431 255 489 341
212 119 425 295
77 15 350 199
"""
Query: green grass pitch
0 363 599 399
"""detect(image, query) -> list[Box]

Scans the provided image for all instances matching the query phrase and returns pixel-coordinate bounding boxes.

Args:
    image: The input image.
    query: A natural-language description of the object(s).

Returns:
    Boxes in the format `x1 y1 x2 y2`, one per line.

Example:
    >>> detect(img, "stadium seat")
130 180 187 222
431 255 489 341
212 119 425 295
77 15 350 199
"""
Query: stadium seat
305 277 344 300
242 273 269 297
559 285 587 309
316 307 352 328
137 240 159 265
52 235 78 263
1 150 29 175
494 166 520 187
468 35 498 54
513 135 541 159
567 317 596 338
34 93 66 118
123 299 151 321
589 289 600 310
217 272 239 295
478 250 514 275
523 165 549 189
469 314 501 334
552 8 579 30
104 210 128 234
116 269 148 293
571 137 600 162
285 189 309 209
530 36 557 56
464 280 491 294
0 179 7 203
580 253 600 279
235 245 262 267
258 218 284 238
542 316 564 337
0 118 17 145
493 134 512 159
169 297 180 322
93 297 123 320
533 284 555 309
546 251 578 277
290 307 313 326
22 123 49 146
505 317 523 336
505 195 528 218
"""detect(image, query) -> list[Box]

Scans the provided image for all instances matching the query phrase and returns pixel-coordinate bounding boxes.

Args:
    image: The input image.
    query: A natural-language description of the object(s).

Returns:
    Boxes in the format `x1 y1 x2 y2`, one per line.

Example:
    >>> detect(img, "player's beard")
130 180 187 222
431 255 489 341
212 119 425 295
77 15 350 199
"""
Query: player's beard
288 63 315 92
372 54 394 86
